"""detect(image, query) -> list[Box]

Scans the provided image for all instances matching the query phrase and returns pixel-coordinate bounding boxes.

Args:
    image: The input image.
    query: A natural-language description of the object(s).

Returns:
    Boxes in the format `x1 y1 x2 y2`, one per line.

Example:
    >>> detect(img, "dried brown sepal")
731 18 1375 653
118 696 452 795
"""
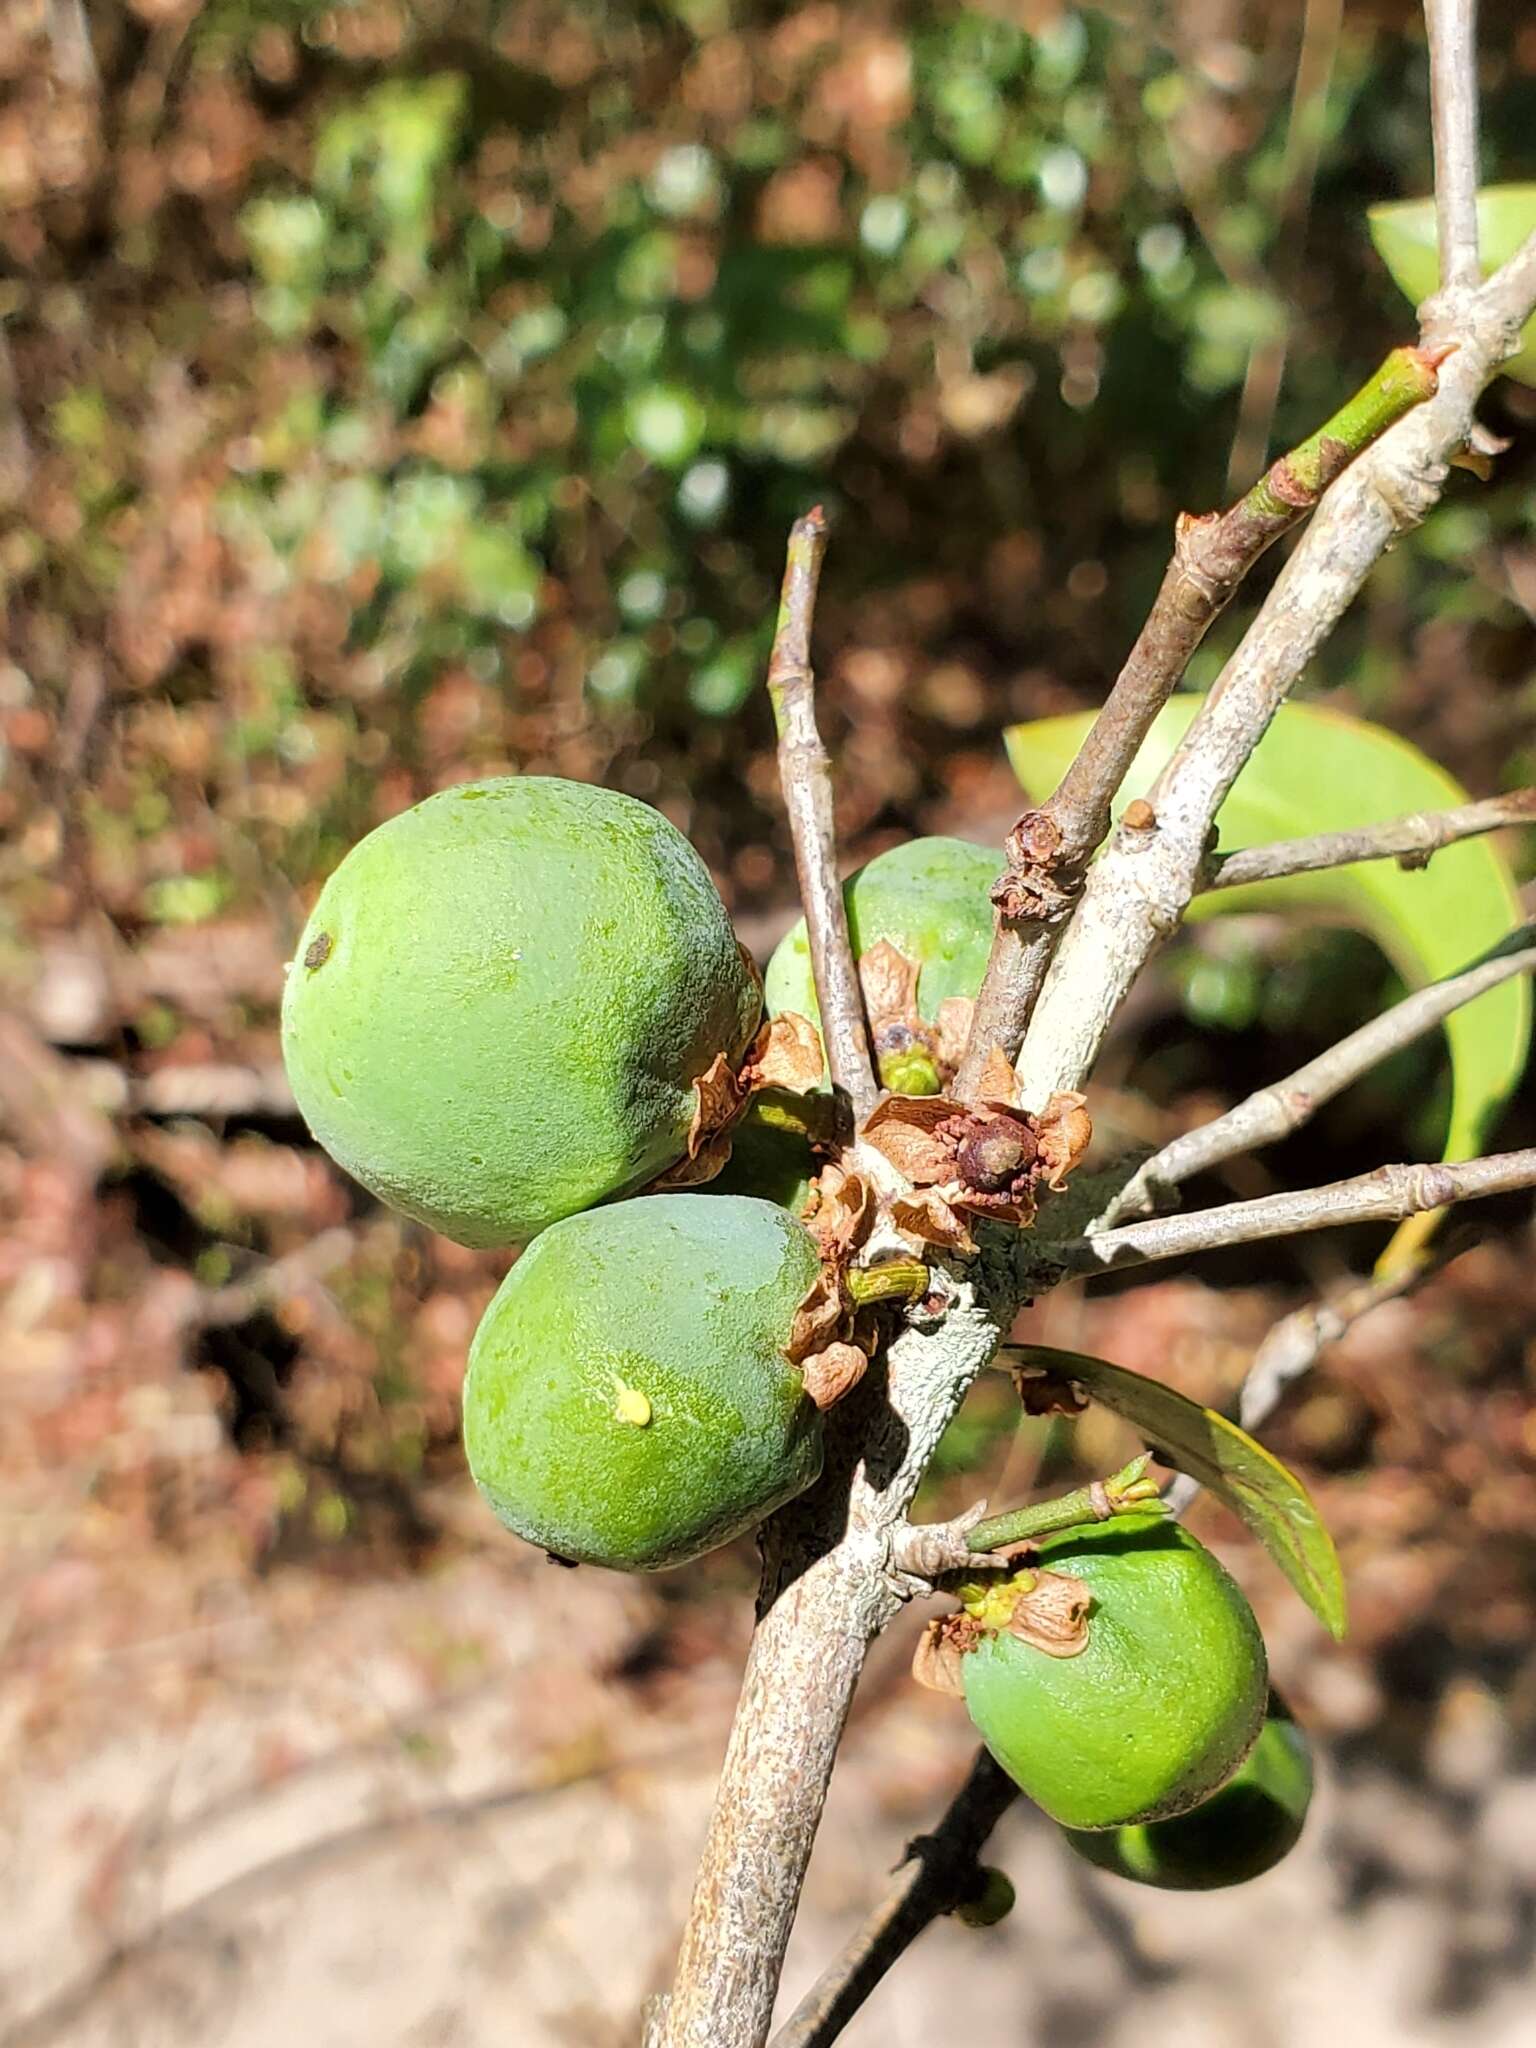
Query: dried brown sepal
992 812 1075 923
863 1093 960 1185
975 1044 1023 1109
1035 1091 1092 1188
786 1267 849 1365
645 1050 748 1189
1001 1569 1092 1658
744 1011 827 1094
1011 1365 1088 1418
646 1128 735 1189
689 1051 746 1156
891 1187 979 1257
859 939 925 1041
803 1162 875 1260
911 1613 983 1697
934 997 975 1076
801 1340 868 1411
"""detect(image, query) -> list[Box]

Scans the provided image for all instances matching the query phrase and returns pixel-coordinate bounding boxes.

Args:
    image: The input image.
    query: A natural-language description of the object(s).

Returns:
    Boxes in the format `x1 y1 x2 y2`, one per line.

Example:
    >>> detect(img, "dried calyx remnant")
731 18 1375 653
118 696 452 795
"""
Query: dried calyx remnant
778 1038 1092 1406
859 1049 1091 1253
913 1569 1095 1696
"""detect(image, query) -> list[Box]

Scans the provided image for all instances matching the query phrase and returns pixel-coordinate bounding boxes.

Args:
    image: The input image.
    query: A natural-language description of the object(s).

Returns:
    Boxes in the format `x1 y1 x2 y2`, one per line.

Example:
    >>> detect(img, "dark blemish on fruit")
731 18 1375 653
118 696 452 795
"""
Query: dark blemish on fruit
305 931 333 971
459 789 488 800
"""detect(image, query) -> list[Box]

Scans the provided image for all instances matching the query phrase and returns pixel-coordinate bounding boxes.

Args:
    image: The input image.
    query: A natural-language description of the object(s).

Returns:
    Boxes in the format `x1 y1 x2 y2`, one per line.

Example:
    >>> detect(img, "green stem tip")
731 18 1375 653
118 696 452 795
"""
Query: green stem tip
844 1258 931 1308
1244 342 1446 522
965 1455 1163 1555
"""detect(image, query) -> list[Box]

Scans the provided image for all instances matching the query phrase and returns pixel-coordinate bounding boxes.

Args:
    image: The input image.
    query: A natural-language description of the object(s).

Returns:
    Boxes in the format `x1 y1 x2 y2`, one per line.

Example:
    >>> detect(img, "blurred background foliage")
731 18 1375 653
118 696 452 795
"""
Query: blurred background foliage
5 0 1535 931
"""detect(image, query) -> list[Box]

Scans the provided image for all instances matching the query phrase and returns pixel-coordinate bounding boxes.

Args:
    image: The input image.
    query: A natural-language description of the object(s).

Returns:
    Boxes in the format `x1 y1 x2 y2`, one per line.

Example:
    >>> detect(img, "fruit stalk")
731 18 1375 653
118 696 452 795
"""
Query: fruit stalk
953 343 1446 1104
843 1258 930 1307
964 1455 1162 1555
765 510 879 1123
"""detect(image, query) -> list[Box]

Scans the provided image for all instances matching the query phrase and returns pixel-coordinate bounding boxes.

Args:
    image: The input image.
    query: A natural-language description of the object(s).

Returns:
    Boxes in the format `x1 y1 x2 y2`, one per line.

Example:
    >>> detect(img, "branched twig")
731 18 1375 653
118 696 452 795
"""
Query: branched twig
645 1252 1033 2048
1013 230 1536 1110
1425 0 1482 292
765 510 878 1122
1103 925 1536 1225
1162 1242 1459 1512
659 30 1535 2047
953 346 1443 1098
1204 788 1536 891
1066 1148 1536 1270
767 1752 1018 2048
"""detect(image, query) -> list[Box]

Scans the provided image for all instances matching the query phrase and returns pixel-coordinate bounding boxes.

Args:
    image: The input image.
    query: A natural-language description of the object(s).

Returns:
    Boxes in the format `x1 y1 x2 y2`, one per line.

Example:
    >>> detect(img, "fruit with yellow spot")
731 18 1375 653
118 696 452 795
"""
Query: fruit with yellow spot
462 1194 824 1570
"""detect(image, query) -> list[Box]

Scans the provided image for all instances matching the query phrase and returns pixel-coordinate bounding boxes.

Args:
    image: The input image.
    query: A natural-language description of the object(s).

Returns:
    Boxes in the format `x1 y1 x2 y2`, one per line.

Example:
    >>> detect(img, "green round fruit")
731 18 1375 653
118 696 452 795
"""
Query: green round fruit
462 1193 824 1570
953 1867 1016 1928
1368 186 1536 387
1063 1695 1313 1889
702 1105 817 1216
764 837 999 1092
281 776 761 1247
960 1513 1267 1831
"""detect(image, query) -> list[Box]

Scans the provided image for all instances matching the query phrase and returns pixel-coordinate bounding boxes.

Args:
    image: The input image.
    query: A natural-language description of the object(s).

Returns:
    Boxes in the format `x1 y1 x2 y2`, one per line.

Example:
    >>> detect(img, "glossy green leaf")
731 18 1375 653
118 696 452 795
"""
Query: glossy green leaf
1008 1345 1348 1638
1006 698 1529 1272
1368 186 1536 387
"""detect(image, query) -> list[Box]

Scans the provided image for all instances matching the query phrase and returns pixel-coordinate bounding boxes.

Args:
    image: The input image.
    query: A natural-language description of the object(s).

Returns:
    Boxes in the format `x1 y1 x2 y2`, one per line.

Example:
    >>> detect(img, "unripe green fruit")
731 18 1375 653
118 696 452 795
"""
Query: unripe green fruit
1063 1695 1313 1890
703 1107 817 1217
953 1867 1016 1928
764 838 999 1090
960 1514 1267 1831
462 1194 824 1570
281 777 761 1248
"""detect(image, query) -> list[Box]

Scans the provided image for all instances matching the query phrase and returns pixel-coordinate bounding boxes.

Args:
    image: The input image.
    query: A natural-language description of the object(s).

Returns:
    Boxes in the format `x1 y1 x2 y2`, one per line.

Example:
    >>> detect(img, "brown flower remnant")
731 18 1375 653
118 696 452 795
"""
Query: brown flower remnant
861 1054 1092 1252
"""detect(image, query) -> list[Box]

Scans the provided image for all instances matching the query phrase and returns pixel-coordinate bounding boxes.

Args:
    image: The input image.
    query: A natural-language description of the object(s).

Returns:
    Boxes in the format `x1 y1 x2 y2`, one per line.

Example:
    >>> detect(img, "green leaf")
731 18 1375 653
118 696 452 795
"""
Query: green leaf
1008 1345 1347 1638
1006 698 1530 1270
1367 185 1536 387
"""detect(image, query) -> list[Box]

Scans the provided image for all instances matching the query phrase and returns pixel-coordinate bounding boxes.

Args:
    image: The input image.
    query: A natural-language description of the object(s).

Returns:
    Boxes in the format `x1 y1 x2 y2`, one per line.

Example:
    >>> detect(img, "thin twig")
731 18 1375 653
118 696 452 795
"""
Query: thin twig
1425 0 1483 292
1102 924 1536 1225
1013 229 1536 1110
1204 788 1536 890
1162 1242 1460 1513
767 1752 1018 2048
766 510 878 1122
645 1256 1030 2048
953 346 1444 1099
1065 1148 1536 1270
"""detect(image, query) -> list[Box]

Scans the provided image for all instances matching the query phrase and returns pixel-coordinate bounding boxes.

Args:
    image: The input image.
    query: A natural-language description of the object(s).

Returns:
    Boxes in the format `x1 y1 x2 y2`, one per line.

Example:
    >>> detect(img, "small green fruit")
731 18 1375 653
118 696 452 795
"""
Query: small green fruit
281 777 761 1247
960 1513 1267 1831
953 1867 1016 1928
1368 186 1536 386
462 1194 824 1570
1063 1695 1313 1889
702 1104 818 1216
764 837 999 1092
